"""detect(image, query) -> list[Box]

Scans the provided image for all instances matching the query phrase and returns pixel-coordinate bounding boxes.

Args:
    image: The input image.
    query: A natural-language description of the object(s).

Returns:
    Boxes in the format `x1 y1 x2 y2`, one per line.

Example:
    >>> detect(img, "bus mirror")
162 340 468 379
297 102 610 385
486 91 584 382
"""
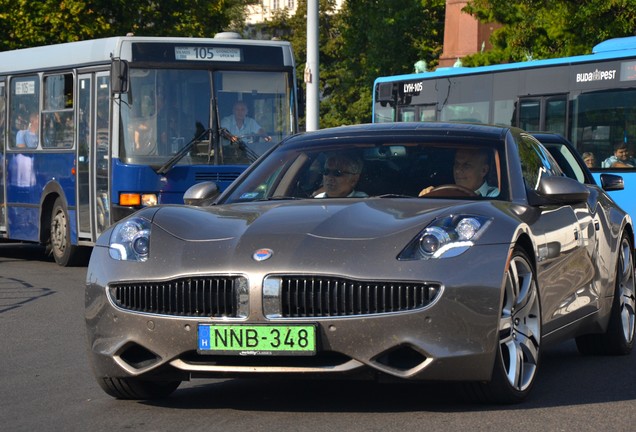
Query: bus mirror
376 83 394 103
111 59 129 94
297 85 305 119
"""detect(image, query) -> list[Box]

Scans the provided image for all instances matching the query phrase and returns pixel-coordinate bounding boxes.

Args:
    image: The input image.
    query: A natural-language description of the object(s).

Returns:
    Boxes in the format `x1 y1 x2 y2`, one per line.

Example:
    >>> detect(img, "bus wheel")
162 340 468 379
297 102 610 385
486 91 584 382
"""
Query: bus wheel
50 197 78 266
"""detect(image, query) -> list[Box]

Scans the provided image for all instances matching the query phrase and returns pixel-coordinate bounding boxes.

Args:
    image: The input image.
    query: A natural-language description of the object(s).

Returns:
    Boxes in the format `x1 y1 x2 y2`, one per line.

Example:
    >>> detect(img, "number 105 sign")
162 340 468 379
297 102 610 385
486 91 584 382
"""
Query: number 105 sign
175 46 241 62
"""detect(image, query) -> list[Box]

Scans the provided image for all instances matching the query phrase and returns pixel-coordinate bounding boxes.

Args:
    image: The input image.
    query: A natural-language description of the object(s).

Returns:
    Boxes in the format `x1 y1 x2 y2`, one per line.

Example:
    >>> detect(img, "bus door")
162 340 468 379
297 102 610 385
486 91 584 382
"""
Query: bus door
517 95 568 136
77 74 92 241
77 72 110 242
93 74 110 236
0 81 5 233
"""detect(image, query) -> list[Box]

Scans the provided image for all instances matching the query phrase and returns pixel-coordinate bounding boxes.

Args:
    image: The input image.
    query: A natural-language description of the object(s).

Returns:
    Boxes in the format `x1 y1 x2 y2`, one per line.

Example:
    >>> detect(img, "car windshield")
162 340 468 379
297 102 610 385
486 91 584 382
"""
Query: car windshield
222 138 507 203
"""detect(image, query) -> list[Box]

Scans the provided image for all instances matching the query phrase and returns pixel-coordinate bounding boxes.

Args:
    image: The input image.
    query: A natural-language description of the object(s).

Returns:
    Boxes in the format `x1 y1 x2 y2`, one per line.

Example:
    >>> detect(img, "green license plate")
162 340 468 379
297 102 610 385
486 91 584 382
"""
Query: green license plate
198 324 316 356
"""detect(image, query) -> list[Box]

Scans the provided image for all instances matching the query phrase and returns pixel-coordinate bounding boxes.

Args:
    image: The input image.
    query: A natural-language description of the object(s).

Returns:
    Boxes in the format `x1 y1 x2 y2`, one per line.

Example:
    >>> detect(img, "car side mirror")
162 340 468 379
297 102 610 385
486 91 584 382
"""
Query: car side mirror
599 173 624 191
535 175 590 204
184 181 220 206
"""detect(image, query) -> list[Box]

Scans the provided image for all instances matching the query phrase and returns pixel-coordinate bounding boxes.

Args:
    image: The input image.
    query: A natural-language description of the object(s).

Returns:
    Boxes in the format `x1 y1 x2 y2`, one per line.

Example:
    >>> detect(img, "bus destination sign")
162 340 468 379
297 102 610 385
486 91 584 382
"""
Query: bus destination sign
175 46 241 62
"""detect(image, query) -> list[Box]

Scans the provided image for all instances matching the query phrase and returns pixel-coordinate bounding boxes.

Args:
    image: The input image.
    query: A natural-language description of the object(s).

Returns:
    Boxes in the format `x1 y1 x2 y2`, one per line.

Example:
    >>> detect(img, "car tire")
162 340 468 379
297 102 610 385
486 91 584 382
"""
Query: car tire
98 377 181 400
467 247 542 404
575 233 635 355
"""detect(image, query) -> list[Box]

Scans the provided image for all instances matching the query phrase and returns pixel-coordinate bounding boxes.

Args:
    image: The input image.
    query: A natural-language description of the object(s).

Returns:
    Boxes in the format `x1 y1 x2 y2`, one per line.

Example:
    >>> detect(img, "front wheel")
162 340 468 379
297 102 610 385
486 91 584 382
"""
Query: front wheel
468 248 542 404
98 377 181 400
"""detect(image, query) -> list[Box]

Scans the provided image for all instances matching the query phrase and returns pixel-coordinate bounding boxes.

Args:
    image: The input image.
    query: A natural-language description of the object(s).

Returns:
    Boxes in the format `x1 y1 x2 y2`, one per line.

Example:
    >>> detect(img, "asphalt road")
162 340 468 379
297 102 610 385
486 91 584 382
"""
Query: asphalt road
1 243 635 432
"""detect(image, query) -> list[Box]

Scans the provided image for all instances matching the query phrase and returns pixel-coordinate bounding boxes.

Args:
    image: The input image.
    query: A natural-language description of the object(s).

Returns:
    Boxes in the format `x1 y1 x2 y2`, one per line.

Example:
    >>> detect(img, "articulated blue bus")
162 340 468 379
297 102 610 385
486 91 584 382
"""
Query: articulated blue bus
373 36 636 219
0 35 298 265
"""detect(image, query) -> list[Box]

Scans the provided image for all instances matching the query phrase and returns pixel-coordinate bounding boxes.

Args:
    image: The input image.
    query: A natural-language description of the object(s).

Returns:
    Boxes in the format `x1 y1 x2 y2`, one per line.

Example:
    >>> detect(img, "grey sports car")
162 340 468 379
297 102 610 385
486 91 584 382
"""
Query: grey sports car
85 122 635 403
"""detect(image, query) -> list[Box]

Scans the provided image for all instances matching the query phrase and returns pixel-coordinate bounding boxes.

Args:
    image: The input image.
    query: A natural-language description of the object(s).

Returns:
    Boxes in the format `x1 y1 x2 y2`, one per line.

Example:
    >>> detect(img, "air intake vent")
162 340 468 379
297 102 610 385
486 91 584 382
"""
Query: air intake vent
194 171 242 182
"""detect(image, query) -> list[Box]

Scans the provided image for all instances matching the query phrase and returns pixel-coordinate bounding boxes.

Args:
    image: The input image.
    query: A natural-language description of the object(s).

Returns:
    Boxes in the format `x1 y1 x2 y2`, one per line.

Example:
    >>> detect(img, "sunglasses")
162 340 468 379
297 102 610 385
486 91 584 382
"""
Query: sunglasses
322 168 355 177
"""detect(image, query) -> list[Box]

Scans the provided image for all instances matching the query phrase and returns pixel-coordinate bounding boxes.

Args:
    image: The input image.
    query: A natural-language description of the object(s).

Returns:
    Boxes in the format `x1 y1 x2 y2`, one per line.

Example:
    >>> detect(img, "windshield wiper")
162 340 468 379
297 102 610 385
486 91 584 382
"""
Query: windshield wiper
258 196 303 201
156 128 212 175
219 128 259 163
375 193 414 198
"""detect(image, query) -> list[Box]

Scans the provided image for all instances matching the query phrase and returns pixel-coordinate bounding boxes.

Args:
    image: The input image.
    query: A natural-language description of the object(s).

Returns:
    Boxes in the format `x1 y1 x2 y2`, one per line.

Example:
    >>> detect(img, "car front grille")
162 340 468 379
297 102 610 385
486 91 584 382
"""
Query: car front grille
108 275 442 319
278 276 442 317
109 276 243 317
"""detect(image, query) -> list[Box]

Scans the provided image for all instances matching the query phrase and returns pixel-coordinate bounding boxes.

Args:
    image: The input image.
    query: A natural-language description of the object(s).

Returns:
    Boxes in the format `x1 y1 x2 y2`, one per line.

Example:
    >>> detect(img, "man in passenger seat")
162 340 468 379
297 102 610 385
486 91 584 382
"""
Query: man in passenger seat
314 153 368 198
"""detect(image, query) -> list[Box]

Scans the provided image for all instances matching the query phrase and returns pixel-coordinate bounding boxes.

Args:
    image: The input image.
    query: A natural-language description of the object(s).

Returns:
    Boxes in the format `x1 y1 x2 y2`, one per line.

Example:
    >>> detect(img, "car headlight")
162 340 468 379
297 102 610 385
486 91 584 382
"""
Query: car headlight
109 217 151 262
398 215 492 260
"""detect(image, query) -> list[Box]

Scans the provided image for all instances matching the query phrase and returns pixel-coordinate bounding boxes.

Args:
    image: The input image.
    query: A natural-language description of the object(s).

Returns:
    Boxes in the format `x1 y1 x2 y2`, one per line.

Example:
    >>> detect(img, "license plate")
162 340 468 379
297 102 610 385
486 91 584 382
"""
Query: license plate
198 324 316 356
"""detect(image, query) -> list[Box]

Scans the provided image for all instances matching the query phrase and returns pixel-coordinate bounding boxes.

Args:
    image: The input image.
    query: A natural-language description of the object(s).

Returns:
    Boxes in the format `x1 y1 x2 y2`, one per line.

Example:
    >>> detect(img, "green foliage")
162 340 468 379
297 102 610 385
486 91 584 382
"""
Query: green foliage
325 0 445 127
463 0 636 65
0 0 250 51
257 0 445 127
5 0 636 131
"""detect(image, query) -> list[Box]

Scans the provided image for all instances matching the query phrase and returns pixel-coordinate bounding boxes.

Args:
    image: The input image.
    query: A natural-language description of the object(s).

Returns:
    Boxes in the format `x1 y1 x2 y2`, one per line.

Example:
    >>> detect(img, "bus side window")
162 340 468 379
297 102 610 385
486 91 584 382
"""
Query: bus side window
9 75 39 149
42 73 74 149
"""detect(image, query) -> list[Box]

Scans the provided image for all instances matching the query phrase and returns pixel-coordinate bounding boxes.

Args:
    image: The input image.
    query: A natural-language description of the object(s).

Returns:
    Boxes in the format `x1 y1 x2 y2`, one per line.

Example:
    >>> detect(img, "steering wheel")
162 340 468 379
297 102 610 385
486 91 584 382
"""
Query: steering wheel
424 184 477 197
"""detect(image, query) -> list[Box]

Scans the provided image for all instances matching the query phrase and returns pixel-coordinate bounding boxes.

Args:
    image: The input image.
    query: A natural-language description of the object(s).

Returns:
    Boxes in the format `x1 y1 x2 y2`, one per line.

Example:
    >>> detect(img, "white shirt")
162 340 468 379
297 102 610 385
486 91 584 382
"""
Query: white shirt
220 115 263 137
475 182 499 197
314 190 368 198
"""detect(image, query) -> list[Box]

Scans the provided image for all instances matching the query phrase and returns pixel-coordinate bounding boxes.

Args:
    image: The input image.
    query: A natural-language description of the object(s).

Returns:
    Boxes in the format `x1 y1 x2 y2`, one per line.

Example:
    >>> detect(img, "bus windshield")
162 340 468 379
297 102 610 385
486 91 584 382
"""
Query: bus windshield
120 68 293 168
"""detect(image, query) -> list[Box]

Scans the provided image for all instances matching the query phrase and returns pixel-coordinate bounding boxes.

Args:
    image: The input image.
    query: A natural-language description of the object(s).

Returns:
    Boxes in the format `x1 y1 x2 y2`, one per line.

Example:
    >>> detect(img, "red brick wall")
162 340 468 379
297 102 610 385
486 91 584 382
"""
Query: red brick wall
438 0 499 67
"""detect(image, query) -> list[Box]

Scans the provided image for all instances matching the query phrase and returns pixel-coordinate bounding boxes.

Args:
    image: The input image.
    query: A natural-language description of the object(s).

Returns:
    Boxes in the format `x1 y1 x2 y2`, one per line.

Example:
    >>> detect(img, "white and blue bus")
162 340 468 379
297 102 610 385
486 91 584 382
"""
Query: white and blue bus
373 36 636 218
0 34 298 265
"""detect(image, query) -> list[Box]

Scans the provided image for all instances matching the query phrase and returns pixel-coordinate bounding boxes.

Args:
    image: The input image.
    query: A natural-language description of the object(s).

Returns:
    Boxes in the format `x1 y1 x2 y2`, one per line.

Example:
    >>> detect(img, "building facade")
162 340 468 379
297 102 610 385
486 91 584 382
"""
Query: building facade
245 1 345 25
438 0 499 67
245 1 494 69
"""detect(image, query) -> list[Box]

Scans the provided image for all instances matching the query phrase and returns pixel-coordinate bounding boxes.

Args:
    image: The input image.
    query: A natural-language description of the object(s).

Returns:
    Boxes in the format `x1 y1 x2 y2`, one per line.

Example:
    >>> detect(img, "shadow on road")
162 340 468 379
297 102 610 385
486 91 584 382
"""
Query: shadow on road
144 340 635 412
0 242 53 263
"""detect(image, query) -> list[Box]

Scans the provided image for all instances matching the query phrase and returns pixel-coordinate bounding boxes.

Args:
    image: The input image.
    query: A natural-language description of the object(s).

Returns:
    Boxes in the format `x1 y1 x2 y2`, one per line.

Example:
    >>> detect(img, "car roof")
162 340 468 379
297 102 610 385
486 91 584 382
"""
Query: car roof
284 122 514 144
529 132 571 143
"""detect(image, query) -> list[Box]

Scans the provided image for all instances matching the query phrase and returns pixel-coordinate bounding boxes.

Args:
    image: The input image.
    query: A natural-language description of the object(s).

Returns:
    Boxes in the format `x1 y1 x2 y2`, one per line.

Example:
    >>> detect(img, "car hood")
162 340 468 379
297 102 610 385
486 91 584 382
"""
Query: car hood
152 198 472 243
99 198 516 279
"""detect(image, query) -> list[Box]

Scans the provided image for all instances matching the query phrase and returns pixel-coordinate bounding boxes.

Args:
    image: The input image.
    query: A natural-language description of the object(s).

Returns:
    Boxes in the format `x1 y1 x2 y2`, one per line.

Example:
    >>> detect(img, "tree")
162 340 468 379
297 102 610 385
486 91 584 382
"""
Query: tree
251 0 341 130
323 0 445 126
0 0 251 51
462 0 636 66
258 0 445 127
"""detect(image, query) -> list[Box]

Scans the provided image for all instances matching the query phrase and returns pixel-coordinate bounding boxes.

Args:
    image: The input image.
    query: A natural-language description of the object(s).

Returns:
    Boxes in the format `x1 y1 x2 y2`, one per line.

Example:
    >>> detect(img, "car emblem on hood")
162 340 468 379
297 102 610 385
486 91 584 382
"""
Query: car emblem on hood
253 248 274 261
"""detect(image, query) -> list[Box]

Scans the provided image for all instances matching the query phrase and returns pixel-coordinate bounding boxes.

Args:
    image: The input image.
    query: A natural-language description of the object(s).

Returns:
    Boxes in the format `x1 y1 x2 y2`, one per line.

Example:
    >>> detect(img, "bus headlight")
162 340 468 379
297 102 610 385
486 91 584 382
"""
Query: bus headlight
119 193 158 207
141 194 158 206
109 217 151 262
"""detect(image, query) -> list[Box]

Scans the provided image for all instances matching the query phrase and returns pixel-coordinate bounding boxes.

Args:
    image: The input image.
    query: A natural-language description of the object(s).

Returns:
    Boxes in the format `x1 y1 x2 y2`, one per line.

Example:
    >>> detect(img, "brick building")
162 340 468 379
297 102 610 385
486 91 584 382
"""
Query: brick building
439 0 499 67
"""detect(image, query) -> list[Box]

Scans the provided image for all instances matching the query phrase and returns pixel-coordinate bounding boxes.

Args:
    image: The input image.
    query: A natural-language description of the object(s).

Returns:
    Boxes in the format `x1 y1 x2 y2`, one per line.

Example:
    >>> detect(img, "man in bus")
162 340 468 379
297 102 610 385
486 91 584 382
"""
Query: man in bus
221 100 271 143
602 141 635 168
419 147 499 197
16 112 39 148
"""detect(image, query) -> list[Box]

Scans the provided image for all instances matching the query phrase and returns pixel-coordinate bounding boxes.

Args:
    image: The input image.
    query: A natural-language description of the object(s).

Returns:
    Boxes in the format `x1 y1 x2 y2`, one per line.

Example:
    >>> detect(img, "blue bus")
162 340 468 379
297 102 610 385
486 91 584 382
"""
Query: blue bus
0 34 298 265
373 36 636 218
